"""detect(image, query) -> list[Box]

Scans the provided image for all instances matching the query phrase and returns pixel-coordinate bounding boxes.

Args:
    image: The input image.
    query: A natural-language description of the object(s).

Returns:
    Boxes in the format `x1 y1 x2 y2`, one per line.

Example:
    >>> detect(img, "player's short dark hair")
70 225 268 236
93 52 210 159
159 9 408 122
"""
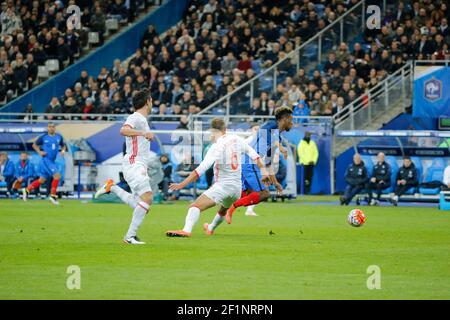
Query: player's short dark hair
211 118 226 132
133 88 151 110
274 106 293 121
403 156 411 160
48 122 55 127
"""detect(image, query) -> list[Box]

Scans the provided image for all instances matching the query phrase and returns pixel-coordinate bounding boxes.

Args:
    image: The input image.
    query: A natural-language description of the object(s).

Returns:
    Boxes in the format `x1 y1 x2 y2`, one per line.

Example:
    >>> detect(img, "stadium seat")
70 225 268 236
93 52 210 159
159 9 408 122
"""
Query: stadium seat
46 59 60 73
360 156 373 177
88 32 100 46
251 59 262 74
382 156 399 194
37 66 50 80
105 18 119 33
419 158 446 195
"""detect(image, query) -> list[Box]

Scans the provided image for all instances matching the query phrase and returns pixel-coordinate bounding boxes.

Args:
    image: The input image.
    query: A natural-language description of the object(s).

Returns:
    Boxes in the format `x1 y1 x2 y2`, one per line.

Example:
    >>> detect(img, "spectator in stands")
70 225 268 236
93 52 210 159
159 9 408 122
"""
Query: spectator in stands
341 153 368 206
293 95 310 124
90 7 106 44
297 132 318 194
12 152 35 195
45 97 62 120
0 151 15 197
367 152 391 206
390 156 419 206
158 154 172 201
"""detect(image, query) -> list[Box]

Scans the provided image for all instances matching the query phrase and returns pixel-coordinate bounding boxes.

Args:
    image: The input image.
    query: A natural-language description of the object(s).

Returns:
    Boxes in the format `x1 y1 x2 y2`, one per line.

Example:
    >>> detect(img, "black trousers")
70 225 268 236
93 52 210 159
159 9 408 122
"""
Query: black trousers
5 176 15 195
367 181 390 201
394 183 417 197
303 165 314 194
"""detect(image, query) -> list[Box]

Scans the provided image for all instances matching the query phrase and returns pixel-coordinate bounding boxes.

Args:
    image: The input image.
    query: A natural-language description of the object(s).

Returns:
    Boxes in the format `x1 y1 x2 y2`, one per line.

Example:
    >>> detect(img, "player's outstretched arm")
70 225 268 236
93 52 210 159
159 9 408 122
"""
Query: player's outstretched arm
169 170 199 191
267 165 283 194
120 125 153 141
32 141 46 157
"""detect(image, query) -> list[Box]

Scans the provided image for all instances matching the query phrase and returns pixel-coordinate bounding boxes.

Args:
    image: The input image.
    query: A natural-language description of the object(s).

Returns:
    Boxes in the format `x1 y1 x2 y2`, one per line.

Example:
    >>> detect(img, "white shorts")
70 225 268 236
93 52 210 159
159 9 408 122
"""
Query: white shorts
122 161 152 196
202 183 241 208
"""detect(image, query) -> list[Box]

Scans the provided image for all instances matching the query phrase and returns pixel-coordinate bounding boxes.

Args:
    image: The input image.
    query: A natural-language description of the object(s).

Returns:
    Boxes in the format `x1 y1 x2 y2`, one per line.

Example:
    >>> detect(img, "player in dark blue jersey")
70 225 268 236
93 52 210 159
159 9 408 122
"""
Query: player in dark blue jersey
23 122 66 204
226 106 293 223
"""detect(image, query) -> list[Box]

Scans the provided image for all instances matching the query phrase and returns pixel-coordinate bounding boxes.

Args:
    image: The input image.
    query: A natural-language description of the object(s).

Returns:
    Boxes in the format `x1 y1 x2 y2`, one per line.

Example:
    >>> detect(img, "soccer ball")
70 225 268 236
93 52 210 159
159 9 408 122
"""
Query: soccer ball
347 209 366 227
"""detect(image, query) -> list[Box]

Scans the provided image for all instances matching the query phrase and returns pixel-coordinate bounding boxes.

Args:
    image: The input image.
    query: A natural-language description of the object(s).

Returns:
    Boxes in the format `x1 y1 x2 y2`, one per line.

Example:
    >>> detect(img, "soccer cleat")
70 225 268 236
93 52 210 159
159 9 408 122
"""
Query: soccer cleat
49 195 60 205
22 188 29 201
95 179 114 198
203 223 214 235
123 236 146 245
225 205 236 224
339 196 346 206
245 210 258 216
165 230 192 238
391 195 399 206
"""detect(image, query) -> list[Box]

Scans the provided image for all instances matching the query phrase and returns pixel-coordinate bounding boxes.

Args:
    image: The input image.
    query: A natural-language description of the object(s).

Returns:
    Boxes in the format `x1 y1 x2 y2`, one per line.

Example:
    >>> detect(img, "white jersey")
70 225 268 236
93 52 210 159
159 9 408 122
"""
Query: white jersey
194 133 260 186
122 112 151 166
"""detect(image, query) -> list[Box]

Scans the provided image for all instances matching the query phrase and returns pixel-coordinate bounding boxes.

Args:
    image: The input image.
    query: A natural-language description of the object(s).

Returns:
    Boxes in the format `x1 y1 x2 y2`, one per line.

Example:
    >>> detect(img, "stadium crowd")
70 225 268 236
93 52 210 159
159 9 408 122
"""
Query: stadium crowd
5 0 450 121
0 0 148 105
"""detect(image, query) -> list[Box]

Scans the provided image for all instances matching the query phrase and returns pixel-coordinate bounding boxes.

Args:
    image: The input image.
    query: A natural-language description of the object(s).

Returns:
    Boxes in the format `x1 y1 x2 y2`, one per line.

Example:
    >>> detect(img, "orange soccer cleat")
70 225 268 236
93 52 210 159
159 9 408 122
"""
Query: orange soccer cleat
203 223 214 235
225 205 236 224
166 230 192 238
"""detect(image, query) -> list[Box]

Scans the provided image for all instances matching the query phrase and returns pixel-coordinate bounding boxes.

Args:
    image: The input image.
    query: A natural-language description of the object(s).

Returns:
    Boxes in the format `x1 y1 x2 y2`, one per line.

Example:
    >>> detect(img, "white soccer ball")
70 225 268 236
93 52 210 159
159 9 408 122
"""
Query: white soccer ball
347 209 366 227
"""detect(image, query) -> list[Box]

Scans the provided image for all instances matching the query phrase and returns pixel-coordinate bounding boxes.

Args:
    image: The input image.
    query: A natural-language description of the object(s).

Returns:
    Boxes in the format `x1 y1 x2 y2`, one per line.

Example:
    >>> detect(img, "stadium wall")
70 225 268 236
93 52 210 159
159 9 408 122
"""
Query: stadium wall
0 0 189 113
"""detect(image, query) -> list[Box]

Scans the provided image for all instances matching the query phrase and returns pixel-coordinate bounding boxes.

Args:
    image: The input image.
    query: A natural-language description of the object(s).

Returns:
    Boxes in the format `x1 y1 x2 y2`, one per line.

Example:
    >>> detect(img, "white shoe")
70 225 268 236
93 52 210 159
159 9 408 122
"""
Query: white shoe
123 236 146 245
95 179 114 199
49 195 60 205
245 210 258 216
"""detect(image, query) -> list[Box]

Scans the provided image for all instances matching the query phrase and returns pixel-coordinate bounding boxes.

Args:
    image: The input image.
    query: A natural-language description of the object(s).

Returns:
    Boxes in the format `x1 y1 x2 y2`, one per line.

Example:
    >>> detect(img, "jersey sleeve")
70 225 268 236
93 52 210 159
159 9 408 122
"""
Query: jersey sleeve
35 134 44 146
59 134 65 147
194 143 219 177
123 114 137 129
240 136 260 162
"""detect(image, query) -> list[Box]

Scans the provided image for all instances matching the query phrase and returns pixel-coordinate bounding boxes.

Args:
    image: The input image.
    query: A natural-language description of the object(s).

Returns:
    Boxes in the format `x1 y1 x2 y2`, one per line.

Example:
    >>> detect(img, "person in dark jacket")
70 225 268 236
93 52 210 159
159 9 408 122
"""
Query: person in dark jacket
0 152 15 197
158 154 173 201
341 153 368 205
367 152 391 205
390 156 418 206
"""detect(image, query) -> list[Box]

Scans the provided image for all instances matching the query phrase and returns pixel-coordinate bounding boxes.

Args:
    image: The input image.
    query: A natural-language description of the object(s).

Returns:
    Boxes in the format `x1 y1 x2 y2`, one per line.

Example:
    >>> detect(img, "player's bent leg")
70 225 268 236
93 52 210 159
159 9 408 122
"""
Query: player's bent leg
205 206 227 235
166 194 216 238
227 189 267 224
23 177 46 201
49 173 61 205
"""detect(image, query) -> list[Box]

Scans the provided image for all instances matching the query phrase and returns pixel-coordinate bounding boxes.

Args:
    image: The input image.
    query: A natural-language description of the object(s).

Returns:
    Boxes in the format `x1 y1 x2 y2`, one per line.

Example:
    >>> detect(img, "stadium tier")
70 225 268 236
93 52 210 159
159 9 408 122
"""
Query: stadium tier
0 0 449 302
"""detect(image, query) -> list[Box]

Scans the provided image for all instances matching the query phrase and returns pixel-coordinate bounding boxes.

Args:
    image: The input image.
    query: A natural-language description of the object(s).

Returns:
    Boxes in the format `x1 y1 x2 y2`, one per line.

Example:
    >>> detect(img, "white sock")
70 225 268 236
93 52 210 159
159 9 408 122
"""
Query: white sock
208 213 225 231
125 201 149 239
246 205 256 213
111 185 139 209
182 206 201 233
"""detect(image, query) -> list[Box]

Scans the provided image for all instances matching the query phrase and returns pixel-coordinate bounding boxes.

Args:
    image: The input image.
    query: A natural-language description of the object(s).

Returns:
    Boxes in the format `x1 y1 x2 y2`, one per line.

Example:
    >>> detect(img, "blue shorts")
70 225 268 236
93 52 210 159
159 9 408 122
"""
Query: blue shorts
241 164 266 192
38 158 59 179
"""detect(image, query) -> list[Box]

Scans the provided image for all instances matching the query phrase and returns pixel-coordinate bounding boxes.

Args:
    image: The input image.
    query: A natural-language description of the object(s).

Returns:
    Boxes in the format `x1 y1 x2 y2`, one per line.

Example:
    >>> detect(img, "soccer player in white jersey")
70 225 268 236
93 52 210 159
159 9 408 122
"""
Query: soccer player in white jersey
166 118 270 237
95 89 154 244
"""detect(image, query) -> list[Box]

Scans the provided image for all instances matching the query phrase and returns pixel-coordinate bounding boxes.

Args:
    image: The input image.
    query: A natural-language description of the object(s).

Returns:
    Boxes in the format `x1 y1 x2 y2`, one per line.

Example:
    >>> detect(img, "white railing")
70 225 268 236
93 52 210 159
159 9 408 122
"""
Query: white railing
332 60 413 131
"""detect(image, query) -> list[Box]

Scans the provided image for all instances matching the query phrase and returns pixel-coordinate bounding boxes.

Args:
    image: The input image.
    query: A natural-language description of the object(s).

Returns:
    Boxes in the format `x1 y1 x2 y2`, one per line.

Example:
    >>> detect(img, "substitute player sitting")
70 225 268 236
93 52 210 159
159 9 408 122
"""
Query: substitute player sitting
165 118 270 237
226 106 293 224
22 122 66 205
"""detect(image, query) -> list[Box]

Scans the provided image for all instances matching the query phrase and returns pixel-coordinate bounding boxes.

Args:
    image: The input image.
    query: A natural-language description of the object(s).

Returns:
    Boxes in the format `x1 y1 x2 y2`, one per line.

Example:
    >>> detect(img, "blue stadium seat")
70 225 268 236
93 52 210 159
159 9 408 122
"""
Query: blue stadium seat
360 156 373 177
419 158 446 195
213 75 223 89
259 76 272 91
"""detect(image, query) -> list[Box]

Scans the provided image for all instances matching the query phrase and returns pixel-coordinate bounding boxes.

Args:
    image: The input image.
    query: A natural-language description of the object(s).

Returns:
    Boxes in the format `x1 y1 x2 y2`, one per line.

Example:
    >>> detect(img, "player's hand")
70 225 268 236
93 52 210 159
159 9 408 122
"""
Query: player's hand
275 182 283 194
280 147 288 160
144 132 154 141
370 177 376 183
261 174 271 186
39 151 46 157
60 150 65 156
169 183 183 191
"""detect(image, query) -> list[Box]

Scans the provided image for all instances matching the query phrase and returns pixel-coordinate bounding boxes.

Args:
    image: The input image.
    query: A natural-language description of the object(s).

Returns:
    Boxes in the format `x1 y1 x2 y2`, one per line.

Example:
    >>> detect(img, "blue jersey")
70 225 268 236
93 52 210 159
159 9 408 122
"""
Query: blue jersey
243 120 281 167
35 133 64 162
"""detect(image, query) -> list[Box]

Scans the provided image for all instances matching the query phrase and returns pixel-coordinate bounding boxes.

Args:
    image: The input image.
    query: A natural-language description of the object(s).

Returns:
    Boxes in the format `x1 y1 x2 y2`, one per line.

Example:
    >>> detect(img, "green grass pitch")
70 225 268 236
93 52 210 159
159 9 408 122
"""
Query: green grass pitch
0 197 449 300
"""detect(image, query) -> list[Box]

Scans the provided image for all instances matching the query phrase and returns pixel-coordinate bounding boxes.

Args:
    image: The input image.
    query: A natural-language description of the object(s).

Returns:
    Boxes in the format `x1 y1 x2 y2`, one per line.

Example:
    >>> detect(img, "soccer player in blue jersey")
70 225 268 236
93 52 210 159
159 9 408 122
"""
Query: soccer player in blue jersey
22 122 66 205
225 106 293 224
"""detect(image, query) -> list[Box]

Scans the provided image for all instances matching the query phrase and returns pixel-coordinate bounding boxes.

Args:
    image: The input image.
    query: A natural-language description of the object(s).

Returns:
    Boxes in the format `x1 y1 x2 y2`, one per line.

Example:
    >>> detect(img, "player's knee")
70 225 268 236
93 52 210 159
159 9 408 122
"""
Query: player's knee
39 177 46 183
260 189 270 200
140 192 153 205
54 173 61 180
